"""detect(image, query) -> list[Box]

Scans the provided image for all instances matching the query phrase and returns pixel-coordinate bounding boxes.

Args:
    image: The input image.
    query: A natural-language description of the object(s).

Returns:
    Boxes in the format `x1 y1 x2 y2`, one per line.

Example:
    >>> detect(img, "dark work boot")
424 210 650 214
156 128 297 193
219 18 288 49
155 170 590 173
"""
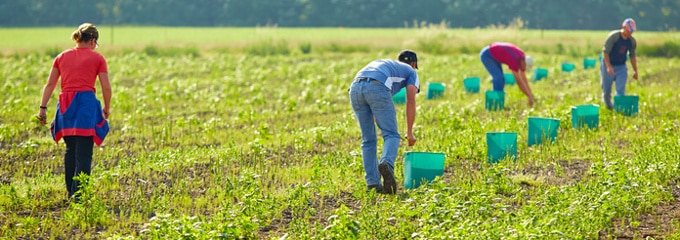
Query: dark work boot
367 184 384 193
379 163 397 194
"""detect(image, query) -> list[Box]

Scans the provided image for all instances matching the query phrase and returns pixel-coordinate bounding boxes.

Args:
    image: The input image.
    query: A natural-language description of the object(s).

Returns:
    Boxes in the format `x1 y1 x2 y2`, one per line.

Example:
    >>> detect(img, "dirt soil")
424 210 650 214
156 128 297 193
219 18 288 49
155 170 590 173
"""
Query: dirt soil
258 160 680 239
521 160 680 239
599 179 680 239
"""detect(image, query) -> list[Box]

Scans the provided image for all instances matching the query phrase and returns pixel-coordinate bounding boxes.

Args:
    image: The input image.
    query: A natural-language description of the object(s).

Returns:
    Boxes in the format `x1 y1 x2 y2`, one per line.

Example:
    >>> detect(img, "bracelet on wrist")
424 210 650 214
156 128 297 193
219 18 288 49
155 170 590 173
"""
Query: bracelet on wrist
39 106 47 109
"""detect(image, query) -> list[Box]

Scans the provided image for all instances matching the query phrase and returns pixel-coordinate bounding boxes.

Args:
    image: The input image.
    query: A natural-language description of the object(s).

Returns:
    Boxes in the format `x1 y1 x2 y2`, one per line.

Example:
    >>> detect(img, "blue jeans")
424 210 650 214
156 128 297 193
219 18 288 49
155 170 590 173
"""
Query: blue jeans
600 63 628 109
349 78 400 187
480 46 505 91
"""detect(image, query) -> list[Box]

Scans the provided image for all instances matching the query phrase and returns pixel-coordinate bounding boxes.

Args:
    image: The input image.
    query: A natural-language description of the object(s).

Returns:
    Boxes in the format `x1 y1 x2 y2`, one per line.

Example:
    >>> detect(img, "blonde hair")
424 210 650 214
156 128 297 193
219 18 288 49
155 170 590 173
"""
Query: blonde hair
71 23 99 43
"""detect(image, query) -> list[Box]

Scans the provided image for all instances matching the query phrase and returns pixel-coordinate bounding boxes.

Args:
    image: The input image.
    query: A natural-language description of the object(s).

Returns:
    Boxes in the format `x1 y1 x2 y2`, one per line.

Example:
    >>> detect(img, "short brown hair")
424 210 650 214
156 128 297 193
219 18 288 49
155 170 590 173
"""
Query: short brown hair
71 23 99 43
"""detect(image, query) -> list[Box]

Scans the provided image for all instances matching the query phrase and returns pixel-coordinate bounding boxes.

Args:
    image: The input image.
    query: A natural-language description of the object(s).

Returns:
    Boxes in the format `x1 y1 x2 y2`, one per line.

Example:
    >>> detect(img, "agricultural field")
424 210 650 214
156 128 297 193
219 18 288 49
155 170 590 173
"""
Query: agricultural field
1 27 680 239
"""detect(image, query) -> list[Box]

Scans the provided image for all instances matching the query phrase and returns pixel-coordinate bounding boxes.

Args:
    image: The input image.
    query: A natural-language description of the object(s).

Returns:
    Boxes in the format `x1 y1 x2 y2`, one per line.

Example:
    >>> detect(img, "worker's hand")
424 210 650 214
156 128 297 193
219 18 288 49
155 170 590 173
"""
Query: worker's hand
37 110 47 125
407 133 417 147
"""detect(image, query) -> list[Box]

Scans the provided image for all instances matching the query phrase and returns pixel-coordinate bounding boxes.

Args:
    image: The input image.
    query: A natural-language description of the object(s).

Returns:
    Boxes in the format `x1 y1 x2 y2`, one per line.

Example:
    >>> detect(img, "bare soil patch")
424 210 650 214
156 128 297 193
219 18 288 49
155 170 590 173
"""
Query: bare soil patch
520 159 592 186
599 179 680 239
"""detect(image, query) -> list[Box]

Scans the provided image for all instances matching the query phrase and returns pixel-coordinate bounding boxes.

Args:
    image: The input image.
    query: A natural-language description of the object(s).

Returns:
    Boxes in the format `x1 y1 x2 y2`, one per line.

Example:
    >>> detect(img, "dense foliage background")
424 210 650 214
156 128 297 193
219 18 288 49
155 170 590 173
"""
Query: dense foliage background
1 0 679 30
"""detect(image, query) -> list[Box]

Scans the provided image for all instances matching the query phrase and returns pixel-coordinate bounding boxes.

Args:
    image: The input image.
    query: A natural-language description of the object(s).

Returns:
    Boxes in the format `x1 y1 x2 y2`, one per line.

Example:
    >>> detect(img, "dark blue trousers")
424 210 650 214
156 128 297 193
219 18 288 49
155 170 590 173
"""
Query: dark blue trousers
63 136 93 198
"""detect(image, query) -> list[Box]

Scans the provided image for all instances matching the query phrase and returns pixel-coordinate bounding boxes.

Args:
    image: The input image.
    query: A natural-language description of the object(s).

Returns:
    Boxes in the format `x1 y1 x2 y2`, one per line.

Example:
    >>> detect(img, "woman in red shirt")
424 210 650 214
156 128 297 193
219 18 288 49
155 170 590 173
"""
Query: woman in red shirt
37 23 112 200
480 42 536 108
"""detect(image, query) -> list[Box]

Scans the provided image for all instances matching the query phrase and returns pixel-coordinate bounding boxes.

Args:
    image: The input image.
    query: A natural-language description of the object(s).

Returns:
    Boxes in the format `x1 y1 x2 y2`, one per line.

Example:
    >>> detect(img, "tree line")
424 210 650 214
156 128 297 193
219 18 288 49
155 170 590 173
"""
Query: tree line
1 0 678 31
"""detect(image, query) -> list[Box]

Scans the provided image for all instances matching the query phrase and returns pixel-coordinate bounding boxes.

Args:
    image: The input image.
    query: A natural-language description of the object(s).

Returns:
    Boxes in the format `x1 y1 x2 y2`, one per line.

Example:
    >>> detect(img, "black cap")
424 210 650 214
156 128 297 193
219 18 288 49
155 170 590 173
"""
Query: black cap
398 49 418 69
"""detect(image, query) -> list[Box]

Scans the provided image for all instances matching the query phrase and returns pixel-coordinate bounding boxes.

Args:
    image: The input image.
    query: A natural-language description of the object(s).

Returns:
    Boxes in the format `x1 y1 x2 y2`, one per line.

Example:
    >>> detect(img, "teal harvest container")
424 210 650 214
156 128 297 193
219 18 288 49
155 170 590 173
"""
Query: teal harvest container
562 62 575 72
504 73 515 85
528 117 560 146
583 58 597 69
485 90 505 111
392 88 406 104
427 82 445 99
403 152 445 189
487 132 518 163
614 95 639 116
534 68 548 81
463 77 480 93
571 104 599 129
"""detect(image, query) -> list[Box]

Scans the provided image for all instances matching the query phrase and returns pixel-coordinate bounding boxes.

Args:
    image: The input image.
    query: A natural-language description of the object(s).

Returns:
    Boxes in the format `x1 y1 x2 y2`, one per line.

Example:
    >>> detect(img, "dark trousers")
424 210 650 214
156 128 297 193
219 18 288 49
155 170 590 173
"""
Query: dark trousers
63 136 94 198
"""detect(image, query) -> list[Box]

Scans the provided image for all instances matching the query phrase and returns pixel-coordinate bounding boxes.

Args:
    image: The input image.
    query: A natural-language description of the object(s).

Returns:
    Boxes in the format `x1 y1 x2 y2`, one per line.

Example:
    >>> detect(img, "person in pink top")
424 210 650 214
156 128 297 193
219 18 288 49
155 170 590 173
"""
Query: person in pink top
480 42 536 107
37 23 112 201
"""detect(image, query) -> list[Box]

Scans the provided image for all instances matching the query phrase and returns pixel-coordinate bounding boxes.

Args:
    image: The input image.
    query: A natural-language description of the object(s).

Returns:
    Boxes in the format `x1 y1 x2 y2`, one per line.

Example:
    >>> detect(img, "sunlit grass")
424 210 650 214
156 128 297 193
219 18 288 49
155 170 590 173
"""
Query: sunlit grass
1 27 679 238
2 26 679 56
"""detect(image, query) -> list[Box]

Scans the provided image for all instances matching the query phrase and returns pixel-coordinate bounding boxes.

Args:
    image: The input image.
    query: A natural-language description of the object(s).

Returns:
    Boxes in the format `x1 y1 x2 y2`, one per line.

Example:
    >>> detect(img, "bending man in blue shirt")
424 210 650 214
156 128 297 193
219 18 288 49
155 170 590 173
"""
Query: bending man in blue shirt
349 50 420 194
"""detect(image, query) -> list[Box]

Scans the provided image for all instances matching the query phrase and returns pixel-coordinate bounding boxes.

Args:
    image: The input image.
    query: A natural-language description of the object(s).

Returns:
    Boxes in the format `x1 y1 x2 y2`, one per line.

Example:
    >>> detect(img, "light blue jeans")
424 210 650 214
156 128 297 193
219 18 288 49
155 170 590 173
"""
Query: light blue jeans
480 46 506 91
349 79 400 187
600 63 628 109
